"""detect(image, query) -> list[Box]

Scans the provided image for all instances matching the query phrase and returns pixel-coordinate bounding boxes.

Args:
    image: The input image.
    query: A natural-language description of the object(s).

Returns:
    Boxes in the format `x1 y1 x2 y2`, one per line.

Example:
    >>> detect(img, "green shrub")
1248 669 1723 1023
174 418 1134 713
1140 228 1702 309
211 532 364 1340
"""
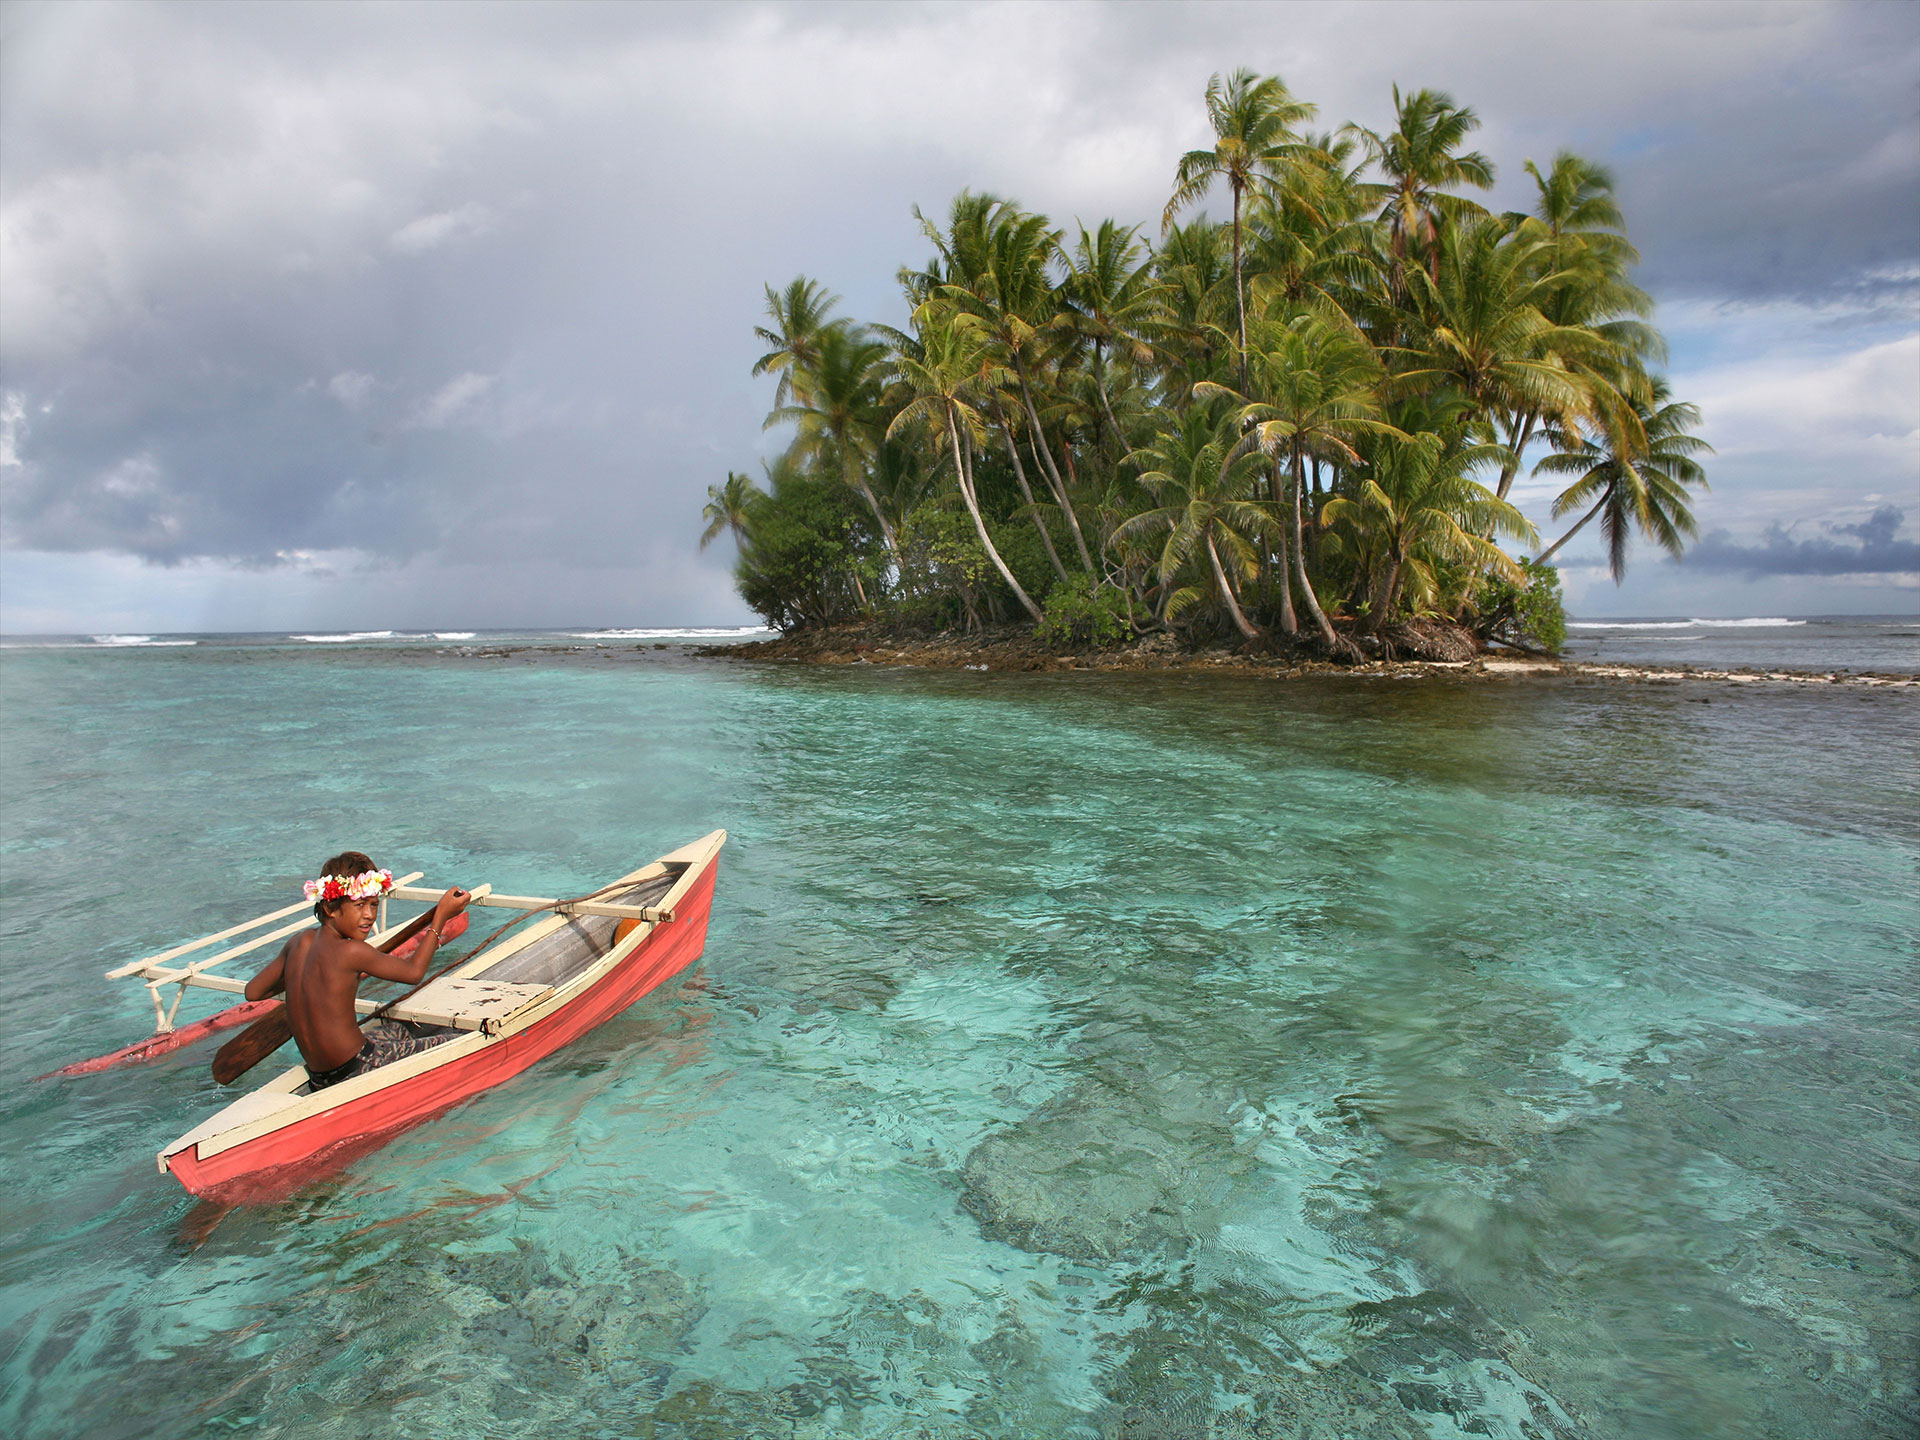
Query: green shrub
894 502 994 629
735 472 882 632
1036 572 1131 648
1473 558 1568 653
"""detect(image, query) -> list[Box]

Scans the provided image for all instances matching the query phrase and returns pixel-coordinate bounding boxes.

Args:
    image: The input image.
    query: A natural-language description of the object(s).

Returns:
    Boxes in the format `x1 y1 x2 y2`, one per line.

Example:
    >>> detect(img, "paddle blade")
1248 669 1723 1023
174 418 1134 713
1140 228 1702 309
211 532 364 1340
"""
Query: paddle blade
211 1004 292 1085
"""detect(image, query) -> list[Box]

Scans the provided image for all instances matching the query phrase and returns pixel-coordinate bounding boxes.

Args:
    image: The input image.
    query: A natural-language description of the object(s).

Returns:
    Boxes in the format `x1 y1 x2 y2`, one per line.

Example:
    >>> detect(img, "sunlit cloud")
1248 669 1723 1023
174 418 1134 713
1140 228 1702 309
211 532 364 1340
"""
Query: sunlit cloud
403 372 496 430
389 202 495 255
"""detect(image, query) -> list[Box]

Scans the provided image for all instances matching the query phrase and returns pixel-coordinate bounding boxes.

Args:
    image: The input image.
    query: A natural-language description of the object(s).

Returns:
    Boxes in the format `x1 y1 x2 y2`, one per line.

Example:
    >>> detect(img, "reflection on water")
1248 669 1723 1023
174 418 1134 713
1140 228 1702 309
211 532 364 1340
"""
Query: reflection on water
0 647 1915 1439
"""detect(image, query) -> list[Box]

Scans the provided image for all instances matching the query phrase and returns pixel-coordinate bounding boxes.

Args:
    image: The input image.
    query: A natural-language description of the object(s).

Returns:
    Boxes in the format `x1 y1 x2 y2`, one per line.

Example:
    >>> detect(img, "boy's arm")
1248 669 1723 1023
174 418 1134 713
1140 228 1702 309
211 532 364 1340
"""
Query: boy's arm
355 888 471 985
244 940 290 1001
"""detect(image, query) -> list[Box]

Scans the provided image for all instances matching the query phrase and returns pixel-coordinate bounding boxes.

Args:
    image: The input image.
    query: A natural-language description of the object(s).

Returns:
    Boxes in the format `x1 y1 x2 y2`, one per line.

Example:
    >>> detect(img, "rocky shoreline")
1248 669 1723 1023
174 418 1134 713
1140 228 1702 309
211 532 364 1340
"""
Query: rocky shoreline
697 624 1919 688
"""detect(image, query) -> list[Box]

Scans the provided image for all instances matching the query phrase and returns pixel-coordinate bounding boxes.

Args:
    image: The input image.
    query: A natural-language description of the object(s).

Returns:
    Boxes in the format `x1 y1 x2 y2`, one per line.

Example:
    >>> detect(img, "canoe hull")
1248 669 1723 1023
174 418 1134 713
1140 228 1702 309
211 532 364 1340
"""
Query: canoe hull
164 858 717 1203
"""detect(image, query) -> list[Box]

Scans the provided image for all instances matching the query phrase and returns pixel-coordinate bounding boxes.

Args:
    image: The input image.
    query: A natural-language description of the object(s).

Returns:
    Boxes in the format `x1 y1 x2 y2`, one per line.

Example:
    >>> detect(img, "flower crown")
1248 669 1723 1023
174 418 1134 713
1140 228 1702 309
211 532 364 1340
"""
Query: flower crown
304 868 396 904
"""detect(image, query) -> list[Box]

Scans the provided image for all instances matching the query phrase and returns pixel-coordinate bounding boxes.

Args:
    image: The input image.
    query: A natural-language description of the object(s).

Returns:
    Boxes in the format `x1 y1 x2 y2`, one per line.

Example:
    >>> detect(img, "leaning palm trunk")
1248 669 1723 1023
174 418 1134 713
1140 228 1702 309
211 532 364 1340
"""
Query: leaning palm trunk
1205 529 1262 641
1534 491 1607 565
1289 448 1338 646
945 411 1045 624
1272 510 1298 636
1369 553 1403 634
1092 342 1125 453
1495 413 1538 501
849 465 903 578
1014 365 1095 571
1307 457 1325 575
991 397 1070 584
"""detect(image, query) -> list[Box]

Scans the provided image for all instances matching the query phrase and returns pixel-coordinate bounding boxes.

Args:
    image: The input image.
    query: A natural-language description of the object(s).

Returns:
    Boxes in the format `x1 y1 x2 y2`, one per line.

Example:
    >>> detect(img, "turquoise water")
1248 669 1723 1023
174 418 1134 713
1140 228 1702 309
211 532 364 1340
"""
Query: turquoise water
0 643 1914 1439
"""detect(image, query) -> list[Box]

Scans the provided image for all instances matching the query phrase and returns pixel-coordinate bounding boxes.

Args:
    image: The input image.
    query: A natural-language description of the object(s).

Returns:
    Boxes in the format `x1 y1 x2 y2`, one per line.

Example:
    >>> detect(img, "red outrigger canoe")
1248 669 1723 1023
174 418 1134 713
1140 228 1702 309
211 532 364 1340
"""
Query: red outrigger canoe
110 831 724 1203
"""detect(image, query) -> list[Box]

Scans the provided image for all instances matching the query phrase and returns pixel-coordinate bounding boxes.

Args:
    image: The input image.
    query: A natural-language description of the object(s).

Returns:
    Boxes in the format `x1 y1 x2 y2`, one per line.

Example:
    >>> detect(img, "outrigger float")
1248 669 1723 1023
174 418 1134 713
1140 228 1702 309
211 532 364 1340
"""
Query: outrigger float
104 831 725 1202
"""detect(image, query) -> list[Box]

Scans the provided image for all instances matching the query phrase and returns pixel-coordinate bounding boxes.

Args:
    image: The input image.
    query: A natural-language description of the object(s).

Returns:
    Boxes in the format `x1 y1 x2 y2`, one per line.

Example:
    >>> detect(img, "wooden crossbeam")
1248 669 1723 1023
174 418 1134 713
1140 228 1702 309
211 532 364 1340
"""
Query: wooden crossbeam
388 886 673 924
106 872 426 980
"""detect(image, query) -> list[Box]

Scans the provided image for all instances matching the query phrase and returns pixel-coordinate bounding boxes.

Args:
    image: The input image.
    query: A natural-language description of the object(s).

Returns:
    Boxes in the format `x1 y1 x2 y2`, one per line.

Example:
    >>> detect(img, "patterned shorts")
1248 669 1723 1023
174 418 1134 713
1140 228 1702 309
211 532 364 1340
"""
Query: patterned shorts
308 1019 458 1090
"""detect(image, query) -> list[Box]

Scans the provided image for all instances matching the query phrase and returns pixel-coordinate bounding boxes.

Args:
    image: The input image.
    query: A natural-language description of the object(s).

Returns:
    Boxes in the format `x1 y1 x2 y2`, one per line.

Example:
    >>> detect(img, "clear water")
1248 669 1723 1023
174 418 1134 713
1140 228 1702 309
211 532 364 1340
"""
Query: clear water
0 642 1914 1439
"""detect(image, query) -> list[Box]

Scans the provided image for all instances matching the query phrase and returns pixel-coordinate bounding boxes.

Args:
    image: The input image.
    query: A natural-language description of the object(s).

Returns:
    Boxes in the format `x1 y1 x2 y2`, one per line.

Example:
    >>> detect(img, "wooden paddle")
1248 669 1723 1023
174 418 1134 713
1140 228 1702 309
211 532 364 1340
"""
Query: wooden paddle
211 907 441 1085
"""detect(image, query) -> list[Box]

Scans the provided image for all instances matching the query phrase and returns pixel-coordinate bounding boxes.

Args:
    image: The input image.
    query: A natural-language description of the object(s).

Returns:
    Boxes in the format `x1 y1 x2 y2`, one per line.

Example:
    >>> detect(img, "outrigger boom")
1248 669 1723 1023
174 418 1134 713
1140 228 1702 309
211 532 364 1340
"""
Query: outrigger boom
108 875 686 1035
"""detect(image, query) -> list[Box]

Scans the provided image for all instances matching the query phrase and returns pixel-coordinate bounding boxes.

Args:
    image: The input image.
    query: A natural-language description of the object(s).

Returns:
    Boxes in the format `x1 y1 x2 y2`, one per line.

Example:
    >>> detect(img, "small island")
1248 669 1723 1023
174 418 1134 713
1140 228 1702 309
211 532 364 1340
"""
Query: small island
704 71 1713 668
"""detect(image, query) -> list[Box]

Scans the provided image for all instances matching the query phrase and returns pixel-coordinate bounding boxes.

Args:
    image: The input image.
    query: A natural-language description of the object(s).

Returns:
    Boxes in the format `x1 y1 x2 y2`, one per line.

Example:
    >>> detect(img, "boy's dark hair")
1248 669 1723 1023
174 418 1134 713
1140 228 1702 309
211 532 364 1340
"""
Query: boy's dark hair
313 850 377 920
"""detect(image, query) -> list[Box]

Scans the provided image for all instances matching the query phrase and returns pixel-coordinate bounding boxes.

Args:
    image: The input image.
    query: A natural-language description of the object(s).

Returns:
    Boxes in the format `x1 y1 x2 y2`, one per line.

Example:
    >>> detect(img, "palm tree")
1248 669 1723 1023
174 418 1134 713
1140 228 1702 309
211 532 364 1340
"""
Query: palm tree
1391 214 1600 482
1062 219 1162 450
1522 151 1638 265
1201 313 1393 647
1533 377 1711 579
1325 404 1536 631
1115 409 1277 641
1152 217 1235 401
1241 133 1382 319
766 324 902 572
887 310 1046 624
752 277 843 407
930 198 1100 574
1491 152 1660 499
1164 69 1316 389
700 471 761 550
1349 86 1494 291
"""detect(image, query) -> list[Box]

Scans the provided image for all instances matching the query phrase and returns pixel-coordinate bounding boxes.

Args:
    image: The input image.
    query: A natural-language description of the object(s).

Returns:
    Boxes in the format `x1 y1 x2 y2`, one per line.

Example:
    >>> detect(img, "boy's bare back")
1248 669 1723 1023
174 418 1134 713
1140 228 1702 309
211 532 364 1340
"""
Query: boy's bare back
279 926 391 1071
246 866 469 1074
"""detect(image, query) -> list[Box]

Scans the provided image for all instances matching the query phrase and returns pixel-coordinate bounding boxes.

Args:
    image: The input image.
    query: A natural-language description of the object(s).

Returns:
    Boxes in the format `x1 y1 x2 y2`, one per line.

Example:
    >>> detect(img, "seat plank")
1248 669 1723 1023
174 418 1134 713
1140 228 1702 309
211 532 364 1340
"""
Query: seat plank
387 977 554 1032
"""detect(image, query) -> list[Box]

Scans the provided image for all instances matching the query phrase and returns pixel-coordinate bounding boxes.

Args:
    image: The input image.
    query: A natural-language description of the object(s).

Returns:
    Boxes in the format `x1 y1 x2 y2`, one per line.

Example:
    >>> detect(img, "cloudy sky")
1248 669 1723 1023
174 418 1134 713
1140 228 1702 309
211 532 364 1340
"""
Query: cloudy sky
2 0 1915 633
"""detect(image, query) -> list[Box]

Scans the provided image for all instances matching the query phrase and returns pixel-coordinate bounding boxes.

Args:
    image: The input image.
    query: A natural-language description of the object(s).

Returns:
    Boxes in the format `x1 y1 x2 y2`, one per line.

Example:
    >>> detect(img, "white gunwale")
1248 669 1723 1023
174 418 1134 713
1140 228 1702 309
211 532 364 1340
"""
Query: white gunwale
158 830 726 1170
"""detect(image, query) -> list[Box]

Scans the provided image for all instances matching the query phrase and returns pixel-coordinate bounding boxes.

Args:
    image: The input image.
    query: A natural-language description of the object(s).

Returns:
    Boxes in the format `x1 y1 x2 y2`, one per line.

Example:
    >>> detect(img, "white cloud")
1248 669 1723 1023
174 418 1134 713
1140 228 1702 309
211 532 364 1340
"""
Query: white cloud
0 392 24 468
99 452 164 500
1680 336 1920 460
326 370 376 409
388 202 494 254
404 371 494 430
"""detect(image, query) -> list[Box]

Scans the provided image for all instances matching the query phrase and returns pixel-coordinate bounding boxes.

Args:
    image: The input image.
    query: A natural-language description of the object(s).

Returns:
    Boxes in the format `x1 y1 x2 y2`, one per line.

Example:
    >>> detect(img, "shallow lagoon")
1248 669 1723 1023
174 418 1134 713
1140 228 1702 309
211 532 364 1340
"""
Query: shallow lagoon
1 642 1915 1438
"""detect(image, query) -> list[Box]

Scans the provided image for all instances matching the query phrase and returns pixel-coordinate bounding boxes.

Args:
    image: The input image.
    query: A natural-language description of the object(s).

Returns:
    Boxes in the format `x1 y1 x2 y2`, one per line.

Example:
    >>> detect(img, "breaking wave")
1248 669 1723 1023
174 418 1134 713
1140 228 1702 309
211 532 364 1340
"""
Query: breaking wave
1568 618 1807 631
568 626 771 640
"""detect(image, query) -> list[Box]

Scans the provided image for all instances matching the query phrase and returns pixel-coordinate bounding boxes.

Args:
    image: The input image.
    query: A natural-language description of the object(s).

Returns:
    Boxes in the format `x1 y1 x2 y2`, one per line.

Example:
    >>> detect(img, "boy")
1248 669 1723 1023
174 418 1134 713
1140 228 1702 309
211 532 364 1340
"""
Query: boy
246 850 471 1090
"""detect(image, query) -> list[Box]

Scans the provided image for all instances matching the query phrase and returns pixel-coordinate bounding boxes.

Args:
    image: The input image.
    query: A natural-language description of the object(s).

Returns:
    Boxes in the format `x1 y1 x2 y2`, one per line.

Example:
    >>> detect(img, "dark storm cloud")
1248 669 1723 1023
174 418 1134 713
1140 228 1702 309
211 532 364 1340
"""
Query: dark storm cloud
1600 4 1919 301
1686 506 1920 576
0 1 1915 627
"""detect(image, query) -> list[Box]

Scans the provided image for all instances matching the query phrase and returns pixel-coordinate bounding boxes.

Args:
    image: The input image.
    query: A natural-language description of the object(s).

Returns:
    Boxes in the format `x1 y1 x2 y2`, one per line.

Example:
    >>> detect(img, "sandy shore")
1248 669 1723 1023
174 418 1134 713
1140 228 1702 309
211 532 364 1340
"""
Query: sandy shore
699 626 1919 688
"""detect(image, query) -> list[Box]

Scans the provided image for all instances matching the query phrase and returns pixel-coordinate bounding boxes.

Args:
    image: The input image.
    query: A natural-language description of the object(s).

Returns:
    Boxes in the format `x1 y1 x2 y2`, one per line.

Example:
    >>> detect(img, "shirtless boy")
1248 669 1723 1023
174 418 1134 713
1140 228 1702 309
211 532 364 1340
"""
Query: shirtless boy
246 850 471 1090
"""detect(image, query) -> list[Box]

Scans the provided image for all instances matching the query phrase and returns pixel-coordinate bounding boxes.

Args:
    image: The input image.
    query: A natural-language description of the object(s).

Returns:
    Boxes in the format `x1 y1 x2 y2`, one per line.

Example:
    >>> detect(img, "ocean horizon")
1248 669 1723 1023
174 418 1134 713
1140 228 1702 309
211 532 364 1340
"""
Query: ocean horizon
3 613 1915 674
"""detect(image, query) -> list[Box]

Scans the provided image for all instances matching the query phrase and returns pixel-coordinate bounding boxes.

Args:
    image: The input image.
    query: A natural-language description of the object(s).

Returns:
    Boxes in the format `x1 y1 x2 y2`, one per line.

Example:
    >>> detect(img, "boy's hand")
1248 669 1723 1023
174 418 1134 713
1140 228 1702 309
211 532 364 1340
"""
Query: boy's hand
435 886 471 924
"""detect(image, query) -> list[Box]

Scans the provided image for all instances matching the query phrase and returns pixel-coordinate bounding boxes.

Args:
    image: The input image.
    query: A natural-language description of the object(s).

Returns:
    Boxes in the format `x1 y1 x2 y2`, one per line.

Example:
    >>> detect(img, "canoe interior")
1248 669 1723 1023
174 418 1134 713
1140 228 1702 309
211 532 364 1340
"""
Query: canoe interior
474 868 682 988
